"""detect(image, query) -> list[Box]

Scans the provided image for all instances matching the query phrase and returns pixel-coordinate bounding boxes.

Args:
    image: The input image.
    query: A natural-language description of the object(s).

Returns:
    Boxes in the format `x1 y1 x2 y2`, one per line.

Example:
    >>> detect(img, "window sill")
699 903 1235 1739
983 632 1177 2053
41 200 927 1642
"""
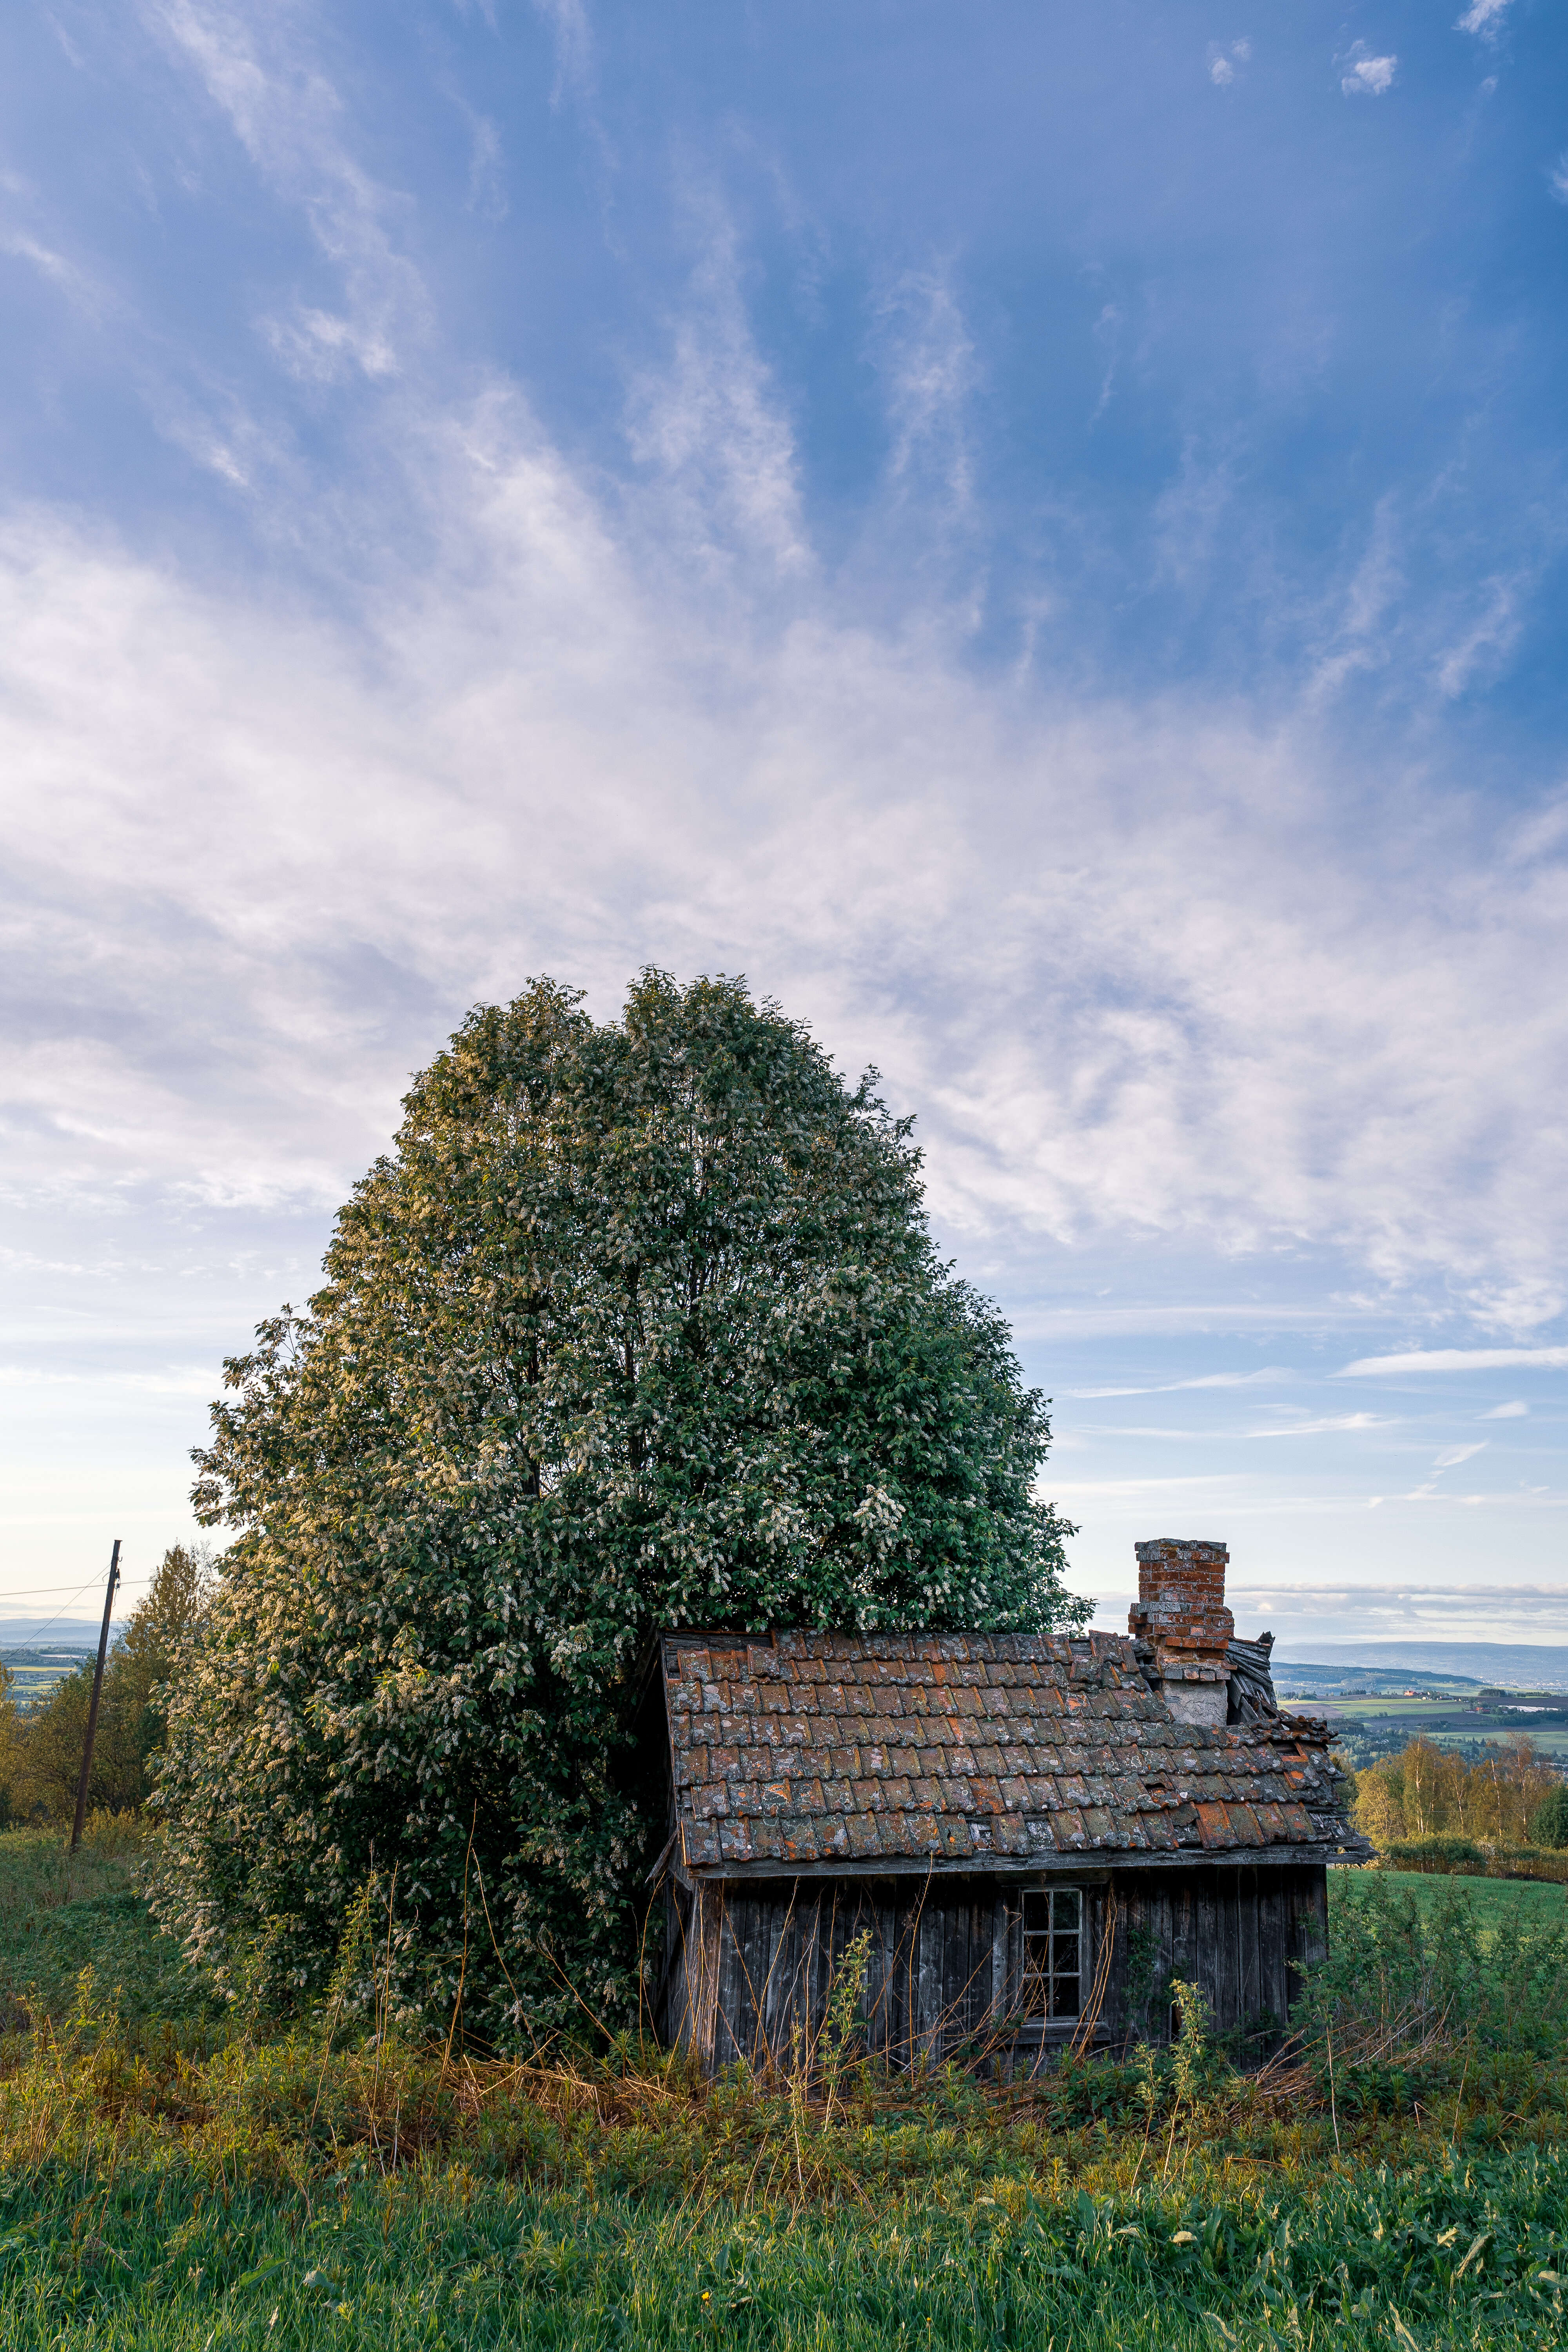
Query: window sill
1009 2021 1103 2043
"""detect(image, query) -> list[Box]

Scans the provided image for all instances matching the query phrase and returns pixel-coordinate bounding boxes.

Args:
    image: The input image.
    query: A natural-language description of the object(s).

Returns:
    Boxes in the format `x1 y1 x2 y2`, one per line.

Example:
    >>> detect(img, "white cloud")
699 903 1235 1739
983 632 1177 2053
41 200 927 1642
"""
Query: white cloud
875 265 978 515
1069 1368 1293 1398
1253 1582 1568 1605
6 470 1568 1332
145 1 428 379
1340 45 1398 98
1433 1441 1488 1469
1367 1486 1564 1510
0 1365 216 1397
1482 1400 1529 1418
531 0 594 108
261 305 399 383
1247 1414 1391 1438
1048 1476 1243 1502
1210 58 1234 87
626 190 812 580
1231 1580 1568 1642
465 115 507 221
1552 154 1568 208
1 0 1566 1401
0 227 108 318
1455 1 1510 38
1341 1349 1568 1376
1435 572 1530 699
1073 1425 1218 1442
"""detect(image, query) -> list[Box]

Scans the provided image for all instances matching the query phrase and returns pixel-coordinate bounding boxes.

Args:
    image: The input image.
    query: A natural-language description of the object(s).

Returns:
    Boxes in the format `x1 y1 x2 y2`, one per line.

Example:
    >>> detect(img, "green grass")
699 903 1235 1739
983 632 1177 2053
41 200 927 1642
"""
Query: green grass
1331 1866 1568 1943
0 2156 1564 2349
0 1826 216 2031
0 1836 1565 2346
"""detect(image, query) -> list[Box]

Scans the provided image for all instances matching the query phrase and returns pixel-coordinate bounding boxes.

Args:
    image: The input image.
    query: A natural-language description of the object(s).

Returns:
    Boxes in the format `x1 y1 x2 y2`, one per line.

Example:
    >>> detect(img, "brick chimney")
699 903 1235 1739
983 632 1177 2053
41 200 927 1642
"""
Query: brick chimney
1129 1539 1234 1725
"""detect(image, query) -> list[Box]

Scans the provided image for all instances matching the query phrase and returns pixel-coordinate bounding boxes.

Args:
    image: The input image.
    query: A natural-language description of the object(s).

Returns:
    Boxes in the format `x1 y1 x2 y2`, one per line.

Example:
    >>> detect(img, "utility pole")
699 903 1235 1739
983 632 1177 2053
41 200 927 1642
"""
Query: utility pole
70 1539 121 1853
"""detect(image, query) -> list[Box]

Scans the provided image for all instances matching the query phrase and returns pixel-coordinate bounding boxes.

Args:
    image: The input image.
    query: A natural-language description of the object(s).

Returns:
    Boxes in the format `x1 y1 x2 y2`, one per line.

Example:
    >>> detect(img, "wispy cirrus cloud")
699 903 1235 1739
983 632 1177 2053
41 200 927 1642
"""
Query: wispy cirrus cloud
1069 1368 1293 1399
4 0 1568 1596
626 186 812 580
1248 1414 1393 1438
1341 1348 1568 1376
530 0 594 108
143 0 430 380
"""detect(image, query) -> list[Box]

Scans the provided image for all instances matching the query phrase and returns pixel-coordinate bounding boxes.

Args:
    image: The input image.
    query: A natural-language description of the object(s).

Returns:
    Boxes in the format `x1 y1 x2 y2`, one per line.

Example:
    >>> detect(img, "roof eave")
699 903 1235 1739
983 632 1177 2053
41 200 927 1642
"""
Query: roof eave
674 1836 1368 1886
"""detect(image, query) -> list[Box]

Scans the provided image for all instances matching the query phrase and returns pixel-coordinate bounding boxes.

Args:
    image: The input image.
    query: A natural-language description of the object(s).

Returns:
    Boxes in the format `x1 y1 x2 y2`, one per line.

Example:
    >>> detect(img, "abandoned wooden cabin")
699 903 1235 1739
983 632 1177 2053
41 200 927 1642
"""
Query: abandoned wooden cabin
654 1539 1368 2072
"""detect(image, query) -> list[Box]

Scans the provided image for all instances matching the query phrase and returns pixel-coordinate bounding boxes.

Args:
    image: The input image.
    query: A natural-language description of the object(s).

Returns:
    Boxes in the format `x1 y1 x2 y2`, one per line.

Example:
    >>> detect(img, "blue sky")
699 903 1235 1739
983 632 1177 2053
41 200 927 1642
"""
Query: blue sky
4 1 1567 1647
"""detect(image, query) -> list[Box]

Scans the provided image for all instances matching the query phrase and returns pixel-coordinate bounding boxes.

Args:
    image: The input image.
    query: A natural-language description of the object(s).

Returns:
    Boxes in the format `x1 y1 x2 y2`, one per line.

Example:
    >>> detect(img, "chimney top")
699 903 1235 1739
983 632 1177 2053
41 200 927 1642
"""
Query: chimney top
1129 1539 1234 1724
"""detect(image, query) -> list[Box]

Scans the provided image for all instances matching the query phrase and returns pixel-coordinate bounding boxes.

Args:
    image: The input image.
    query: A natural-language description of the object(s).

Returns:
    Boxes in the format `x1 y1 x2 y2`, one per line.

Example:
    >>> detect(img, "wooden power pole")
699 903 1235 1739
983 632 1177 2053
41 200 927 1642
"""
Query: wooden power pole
70 1539 121 1853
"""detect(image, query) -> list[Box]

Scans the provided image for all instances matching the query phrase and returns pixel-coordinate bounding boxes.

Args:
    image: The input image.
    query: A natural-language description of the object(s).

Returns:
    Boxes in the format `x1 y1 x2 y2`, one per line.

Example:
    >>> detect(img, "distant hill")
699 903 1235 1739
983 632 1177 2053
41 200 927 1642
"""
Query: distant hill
1274 1660 1482 1695
0 1618 104 1645
1276 1641 1568 1693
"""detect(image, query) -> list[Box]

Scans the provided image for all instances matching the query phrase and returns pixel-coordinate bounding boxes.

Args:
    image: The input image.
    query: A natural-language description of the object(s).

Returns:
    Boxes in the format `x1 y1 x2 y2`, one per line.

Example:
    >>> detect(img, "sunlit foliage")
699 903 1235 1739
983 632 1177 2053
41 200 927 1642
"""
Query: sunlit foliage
151 973 1081 2037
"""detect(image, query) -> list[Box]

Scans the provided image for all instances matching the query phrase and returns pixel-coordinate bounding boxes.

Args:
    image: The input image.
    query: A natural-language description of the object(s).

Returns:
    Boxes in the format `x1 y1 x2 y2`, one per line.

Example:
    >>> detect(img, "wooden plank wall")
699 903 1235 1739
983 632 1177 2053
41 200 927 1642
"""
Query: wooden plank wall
662 1876 1000 2071
661 1864 1328 2070
1099 1863 1327 2053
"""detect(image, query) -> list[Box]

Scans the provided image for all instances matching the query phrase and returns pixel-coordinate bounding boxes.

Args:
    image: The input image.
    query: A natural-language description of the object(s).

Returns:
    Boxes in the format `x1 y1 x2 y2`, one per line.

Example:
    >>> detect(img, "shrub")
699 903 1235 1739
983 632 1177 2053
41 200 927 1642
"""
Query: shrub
1294 1872 1568 2106
151 972 1083 2042
1530 1782 1568 1850
1384 1836 1485 1875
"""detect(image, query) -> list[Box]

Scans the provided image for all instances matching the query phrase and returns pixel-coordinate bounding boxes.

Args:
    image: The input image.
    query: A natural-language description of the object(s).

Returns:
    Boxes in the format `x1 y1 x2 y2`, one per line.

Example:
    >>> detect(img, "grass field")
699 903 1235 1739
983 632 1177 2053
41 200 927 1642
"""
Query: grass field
0 1830 1564 2348
1332 1866 1568 1941
0 1825 209 2031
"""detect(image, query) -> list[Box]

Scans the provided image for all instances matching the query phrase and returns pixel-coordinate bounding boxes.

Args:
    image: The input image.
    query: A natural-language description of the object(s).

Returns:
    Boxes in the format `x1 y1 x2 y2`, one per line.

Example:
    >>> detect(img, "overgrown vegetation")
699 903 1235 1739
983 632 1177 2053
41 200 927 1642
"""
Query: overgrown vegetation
0 1838 1566 2345
152 973 1084 2043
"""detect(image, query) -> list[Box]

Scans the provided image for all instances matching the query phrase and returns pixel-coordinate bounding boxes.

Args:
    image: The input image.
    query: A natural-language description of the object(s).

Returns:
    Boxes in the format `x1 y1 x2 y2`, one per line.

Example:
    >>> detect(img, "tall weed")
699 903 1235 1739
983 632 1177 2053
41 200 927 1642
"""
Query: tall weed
1285 1871 1568 2114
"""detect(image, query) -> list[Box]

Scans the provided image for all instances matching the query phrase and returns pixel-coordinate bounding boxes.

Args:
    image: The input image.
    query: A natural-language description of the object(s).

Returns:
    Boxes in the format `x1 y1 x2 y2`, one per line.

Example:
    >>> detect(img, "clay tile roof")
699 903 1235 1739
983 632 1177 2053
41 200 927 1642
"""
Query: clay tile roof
661 1630 1369 1878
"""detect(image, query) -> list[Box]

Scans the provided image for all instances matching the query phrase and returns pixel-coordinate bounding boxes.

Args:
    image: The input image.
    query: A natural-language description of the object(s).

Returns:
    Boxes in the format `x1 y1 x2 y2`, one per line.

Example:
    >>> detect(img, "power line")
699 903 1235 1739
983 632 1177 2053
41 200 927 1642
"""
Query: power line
0 1580 154 1599
3 1569 143 1646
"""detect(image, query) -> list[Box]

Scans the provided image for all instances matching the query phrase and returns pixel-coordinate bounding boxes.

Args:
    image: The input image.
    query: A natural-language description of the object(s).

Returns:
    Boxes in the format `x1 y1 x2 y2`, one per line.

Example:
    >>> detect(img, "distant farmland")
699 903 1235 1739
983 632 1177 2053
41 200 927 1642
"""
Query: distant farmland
1274 1664 1568 1771
1 1646 94 1711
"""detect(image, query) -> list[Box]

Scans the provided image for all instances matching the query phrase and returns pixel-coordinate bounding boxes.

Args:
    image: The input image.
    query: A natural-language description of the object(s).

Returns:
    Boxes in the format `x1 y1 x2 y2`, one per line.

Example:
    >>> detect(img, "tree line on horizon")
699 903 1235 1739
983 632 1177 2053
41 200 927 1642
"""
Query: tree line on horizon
0 1545 209 1828
1353 1733 1568 1853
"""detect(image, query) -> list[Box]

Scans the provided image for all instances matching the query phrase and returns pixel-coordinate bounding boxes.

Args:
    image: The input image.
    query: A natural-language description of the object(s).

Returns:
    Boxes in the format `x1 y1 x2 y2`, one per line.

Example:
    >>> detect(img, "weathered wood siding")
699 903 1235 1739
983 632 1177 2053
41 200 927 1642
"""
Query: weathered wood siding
661 1863 1327 2071
1098 1863 1327 2053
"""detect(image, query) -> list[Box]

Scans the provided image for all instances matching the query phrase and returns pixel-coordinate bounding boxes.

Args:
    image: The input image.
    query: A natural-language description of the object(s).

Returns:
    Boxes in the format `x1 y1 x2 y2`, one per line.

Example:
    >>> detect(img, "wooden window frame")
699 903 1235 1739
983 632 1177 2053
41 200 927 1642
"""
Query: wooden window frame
1020 1884 1084 2027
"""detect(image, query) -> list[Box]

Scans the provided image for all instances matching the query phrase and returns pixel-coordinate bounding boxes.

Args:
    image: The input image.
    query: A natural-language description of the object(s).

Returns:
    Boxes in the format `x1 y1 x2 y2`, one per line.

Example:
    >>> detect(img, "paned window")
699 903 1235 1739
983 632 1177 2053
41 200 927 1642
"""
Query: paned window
1022 1887 1082 2021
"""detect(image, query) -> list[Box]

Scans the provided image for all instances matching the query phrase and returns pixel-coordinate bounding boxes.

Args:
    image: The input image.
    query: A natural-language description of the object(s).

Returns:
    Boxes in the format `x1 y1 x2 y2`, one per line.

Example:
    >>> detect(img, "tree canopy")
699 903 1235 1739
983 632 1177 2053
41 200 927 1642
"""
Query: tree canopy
152 972 1083 2037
